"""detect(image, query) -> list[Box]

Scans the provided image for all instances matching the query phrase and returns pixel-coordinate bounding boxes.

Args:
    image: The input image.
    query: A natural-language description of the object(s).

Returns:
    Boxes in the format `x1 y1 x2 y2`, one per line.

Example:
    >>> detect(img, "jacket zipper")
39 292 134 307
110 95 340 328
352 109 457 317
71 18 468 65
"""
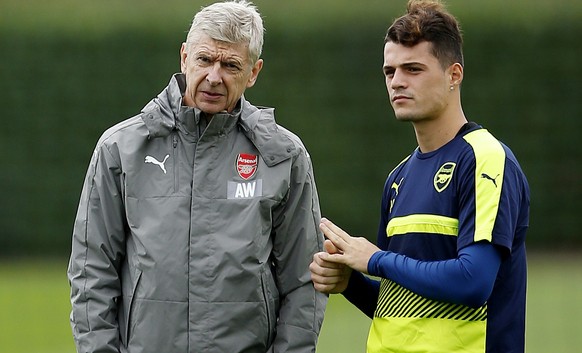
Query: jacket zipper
260 271 273 347
172 132 178 193
124 270 143 346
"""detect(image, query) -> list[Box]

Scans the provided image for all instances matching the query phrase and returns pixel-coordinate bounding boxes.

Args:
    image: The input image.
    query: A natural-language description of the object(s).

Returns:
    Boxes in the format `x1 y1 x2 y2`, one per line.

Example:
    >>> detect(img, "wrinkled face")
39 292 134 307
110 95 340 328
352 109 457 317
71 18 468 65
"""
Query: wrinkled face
383 41 452 122
180 34 263 114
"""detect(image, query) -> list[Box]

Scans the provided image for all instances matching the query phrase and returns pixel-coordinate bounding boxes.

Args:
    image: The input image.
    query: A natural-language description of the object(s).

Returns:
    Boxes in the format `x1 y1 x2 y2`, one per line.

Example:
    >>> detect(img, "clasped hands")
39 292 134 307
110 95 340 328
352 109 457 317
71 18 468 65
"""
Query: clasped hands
309 218 380 294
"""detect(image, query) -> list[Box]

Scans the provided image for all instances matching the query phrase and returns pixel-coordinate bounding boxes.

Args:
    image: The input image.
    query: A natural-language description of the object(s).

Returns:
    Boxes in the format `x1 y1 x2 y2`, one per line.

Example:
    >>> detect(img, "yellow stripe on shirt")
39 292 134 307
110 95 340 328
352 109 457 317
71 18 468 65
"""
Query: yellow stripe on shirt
387 214 459 237
368 278 487 353
463 129 506 243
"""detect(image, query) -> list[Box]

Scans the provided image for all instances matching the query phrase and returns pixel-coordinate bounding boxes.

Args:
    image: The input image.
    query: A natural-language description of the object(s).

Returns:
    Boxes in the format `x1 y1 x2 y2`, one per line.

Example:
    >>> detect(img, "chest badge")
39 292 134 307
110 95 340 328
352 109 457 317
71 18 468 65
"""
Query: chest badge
236 153 258 180
434 162 456 192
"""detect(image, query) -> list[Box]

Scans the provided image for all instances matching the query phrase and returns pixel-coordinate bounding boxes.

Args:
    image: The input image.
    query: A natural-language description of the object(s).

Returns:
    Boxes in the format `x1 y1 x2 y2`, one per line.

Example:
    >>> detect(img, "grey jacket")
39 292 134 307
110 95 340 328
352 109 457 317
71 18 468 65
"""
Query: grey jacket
68 74 327 353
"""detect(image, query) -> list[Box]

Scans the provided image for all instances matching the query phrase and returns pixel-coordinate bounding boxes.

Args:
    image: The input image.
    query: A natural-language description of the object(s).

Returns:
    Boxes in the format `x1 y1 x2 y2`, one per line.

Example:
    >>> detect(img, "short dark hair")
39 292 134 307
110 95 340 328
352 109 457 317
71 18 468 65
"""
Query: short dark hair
385 0 464 69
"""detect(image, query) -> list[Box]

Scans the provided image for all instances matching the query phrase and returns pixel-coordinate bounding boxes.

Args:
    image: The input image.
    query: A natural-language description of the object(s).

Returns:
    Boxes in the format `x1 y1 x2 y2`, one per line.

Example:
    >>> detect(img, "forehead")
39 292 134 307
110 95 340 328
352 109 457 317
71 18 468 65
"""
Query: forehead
189 33 250 60
383 41 438 67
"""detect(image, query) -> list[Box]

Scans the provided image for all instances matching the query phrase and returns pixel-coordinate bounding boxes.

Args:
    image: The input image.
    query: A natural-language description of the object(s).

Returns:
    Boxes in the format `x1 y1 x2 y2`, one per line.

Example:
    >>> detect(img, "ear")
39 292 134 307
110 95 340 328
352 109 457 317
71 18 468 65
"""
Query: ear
180 43 188 74
246 59 264 88
448 62 464 86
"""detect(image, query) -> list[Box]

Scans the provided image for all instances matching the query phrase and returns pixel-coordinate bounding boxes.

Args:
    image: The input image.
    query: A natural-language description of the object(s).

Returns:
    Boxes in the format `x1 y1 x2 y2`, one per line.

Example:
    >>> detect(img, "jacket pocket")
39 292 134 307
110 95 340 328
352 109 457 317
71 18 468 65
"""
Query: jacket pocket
260 266 280 347
119 269 142 347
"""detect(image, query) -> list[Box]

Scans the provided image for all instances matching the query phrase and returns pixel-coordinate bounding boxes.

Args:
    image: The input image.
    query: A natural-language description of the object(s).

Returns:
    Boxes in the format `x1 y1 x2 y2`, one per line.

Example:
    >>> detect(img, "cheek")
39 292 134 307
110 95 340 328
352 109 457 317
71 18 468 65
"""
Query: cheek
185 70 204 88
185 76 197 93
385 78 393 94
229 78 247 95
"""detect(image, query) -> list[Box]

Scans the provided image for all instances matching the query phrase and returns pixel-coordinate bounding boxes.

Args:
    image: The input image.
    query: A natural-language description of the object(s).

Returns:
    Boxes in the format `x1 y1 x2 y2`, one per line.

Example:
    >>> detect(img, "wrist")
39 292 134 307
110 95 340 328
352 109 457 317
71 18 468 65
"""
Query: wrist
367 250 385 276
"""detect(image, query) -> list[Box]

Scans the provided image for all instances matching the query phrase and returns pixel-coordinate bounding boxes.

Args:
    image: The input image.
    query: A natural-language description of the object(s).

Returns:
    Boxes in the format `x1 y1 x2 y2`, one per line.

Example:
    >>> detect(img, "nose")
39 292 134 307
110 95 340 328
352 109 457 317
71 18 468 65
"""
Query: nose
206 62 223 86
390 69 406 90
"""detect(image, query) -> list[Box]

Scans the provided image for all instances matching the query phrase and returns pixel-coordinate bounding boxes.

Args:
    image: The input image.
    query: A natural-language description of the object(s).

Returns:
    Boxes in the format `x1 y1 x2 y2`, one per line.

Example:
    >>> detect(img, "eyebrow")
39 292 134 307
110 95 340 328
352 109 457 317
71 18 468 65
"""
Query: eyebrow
196 49 245 64
384 61 426 69
383 61 428 75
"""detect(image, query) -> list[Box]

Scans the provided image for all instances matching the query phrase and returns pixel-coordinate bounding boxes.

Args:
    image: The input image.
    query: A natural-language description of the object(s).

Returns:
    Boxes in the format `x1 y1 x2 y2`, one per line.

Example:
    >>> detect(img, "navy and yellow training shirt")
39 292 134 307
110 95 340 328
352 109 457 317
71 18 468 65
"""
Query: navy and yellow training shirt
346 123 530 353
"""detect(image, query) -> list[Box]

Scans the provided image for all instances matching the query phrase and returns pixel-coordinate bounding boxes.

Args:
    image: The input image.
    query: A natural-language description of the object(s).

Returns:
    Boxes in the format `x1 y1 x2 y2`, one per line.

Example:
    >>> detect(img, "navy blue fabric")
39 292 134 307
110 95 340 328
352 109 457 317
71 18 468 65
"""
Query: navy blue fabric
368 242 502 308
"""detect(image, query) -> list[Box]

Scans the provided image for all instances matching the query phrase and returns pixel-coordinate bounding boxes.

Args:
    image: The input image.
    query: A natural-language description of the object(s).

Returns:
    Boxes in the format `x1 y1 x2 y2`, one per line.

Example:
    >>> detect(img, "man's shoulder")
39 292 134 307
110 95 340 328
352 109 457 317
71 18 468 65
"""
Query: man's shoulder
273 123 307 151
240 102 309 166
95 114 148 150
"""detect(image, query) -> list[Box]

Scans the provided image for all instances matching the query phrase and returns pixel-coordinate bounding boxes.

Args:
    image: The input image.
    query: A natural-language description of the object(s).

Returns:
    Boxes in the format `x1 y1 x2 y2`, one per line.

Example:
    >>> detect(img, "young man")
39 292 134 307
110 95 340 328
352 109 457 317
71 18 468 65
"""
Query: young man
310 1 530 352
67 1 326 352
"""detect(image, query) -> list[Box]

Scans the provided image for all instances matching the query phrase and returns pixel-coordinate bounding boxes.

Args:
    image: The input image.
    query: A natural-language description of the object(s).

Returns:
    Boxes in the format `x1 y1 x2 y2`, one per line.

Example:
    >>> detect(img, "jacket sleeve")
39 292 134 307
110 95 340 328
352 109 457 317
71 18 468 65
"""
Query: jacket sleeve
270 147 327 353
67 141 126 353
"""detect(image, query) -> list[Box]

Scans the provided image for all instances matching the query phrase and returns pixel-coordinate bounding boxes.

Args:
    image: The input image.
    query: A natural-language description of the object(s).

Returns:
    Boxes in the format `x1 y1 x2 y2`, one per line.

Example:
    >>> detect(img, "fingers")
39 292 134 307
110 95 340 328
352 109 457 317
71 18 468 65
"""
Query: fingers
309 254 342 281
320 218 351 251
309 252 352 294
312 252 344 269
321 218 349 238
312 279 343 294
323 239 340 254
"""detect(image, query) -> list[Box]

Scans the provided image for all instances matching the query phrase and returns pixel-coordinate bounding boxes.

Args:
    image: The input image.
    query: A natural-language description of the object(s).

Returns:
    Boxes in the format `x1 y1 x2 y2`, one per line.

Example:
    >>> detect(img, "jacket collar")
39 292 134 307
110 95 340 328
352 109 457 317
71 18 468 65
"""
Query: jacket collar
238 104 295 167
141 73 295 166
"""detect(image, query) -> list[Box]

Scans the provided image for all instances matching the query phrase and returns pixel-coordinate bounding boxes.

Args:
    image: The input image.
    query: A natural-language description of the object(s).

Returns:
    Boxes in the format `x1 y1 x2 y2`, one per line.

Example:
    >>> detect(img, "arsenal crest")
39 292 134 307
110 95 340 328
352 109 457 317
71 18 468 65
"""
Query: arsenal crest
433 162 456 193
236 153 258 180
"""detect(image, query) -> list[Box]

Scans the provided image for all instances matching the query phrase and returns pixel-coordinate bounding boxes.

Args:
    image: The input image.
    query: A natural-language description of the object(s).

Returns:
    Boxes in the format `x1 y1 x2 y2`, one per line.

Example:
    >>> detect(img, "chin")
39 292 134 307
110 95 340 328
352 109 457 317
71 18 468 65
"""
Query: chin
394 113 416 122
394 109 426 122
197 104 225 115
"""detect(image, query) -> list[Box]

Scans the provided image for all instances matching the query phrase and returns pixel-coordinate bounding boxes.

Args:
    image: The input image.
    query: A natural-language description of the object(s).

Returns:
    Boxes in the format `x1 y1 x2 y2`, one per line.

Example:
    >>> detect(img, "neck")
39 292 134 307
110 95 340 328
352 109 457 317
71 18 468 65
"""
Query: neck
413 107 467 153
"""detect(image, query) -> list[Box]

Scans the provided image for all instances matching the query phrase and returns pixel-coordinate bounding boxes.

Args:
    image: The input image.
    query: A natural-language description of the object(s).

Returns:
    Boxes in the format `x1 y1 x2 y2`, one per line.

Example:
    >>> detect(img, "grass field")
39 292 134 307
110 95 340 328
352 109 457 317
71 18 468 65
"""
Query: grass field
1 252 581 353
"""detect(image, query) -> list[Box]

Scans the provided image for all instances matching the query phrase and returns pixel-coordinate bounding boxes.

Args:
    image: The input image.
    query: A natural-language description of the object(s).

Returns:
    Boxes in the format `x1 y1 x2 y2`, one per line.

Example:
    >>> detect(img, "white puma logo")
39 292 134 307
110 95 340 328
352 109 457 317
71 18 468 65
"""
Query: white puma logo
145 154 170 174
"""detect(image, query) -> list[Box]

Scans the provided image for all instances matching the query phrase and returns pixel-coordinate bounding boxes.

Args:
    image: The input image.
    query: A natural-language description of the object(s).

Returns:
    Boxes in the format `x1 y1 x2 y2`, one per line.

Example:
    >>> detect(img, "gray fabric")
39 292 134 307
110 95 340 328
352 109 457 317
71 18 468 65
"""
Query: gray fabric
68 74 327 353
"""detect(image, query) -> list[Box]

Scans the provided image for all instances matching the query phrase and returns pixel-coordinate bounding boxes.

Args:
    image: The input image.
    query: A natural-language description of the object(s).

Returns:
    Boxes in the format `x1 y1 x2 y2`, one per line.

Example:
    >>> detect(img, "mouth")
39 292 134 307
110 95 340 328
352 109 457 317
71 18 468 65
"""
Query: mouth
392 94 410 103
201 91 224 100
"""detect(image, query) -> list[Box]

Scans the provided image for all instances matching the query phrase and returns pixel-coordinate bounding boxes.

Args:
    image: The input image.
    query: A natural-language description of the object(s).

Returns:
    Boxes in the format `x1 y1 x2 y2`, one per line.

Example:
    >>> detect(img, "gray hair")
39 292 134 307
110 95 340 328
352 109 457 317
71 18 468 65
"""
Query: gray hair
185 0 264 64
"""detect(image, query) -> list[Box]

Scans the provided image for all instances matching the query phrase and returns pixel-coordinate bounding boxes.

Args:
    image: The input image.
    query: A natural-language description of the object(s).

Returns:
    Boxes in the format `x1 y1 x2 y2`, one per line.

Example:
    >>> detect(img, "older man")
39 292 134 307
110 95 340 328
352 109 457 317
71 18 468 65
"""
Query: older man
68 1 326 352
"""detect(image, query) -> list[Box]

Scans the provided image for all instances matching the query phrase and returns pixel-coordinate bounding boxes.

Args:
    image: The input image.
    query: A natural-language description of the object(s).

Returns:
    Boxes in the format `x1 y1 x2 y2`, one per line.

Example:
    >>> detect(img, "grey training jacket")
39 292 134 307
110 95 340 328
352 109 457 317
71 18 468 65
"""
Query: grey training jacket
68 74 327 353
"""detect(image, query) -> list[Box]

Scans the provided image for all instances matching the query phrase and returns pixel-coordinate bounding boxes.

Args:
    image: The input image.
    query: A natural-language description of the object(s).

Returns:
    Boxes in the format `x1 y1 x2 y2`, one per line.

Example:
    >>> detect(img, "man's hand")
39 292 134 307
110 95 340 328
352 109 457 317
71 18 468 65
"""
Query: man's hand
318 218 381 274
310 241 353 294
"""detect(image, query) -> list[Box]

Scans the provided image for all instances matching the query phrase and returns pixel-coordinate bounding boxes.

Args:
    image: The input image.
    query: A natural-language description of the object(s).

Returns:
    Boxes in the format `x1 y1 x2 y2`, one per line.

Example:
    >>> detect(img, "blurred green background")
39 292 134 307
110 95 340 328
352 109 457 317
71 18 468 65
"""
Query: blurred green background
0 0 580 352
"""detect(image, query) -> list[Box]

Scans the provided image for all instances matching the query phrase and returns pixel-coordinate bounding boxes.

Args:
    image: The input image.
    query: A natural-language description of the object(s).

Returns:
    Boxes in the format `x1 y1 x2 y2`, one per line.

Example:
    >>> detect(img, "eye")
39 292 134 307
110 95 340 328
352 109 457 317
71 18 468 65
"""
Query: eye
384 69 395 78
224 61 242 72
196 56 212 65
